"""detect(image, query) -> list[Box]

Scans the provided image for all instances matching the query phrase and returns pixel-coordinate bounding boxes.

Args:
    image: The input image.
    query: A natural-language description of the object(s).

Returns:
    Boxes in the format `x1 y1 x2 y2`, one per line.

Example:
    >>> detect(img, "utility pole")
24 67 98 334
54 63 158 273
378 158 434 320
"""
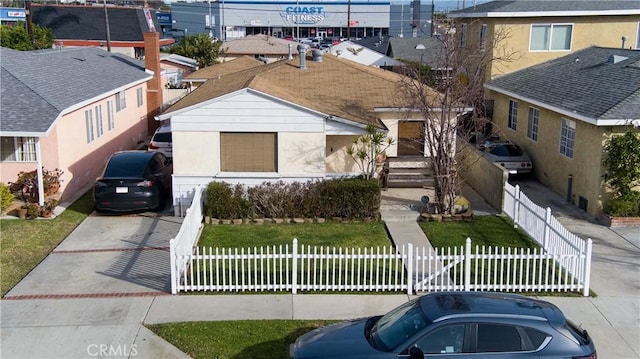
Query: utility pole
347 0 351 39
103 0 112 51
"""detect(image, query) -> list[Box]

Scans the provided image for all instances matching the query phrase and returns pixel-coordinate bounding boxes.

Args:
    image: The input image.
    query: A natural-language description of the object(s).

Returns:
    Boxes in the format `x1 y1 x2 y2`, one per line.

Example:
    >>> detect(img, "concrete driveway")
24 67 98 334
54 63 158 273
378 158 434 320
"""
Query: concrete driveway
4 213 182 299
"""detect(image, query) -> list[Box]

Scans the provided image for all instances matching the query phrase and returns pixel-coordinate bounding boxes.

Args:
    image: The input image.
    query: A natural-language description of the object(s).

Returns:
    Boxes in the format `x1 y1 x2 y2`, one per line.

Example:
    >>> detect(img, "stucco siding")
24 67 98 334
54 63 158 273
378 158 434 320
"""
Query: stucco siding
472 15 640 78
490 92 613 215
279 132 325 174
173 131 219 176
326 135 359 173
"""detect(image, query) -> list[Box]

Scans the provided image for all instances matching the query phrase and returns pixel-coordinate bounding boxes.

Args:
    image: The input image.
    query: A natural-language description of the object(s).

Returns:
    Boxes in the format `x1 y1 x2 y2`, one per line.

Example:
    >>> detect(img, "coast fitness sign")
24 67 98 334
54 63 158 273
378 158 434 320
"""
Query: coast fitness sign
281 6 326 24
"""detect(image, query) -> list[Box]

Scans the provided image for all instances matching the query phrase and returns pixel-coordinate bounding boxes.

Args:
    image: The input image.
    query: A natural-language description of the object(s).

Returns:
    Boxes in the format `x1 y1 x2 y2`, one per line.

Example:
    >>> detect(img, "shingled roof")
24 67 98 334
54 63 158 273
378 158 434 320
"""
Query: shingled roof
449 0 640 17
184 56 266 81
388 36 447 68
486 46 640 123
163 53 441 128
31 4 168 44
222 34 295 56
1 47 151 135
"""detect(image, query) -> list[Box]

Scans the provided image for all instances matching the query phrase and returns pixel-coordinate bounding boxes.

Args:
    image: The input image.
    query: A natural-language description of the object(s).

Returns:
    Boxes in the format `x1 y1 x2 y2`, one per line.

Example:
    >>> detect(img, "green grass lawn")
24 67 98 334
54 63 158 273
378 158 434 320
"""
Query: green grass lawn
0 191 94 297
147 320 336 359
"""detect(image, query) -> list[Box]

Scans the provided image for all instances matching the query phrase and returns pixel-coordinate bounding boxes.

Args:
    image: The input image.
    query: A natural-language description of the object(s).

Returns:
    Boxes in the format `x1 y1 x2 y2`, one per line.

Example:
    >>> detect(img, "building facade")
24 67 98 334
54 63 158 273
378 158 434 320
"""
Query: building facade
169 0 433 41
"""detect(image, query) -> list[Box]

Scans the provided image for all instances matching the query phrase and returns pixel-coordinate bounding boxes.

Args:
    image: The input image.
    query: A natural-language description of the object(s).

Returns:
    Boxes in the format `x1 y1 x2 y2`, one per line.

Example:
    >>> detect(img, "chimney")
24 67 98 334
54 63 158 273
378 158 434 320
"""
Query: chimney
297 43 310 70
144 32 163 134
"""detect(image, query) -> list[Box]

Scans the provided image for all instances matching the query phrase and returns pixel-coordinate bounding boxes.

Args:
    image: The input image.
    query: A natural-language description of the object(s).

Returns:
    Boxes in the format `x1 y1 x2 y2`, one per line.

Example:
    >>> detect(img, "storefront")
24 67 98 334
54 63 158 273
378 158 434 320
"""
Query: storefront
170 0 399 41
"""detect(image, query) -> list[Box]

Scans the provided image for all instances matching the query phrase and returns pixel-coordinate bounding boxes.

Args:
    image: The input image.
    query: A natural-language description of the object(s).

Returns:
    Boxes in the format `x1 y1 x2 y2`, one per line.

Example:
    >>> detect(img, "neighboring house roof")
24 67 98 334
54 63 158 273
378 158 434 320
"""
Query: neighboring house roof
354 36 391 55
160 53 198 70
388 36 447 68
163 53 442 128
184 56 265 81
0 46 152 135
222 34 296 56
449 0 640 17
329 41 401 67
31 4 173 46
486 46 640 125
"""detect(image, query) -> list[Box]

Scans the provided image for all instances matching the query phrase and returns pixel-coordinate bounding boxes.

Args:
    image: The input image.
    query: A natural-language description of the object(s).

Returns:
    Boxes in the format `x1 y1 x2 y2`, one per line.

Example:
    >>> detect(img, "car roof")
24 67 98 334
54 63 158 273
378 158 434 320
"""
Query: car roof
103 151 158 177
419 292 564 325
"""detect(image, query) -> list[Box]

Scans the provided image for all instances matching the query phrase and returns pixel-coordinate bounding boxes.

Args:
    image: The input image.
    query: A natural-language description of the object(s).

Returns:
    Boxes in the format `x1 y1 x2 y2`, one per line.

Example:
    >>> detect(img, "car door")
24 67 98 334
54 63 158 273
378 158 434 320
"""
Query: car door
397 323 470 358
149 153 170 191
468 323 540 359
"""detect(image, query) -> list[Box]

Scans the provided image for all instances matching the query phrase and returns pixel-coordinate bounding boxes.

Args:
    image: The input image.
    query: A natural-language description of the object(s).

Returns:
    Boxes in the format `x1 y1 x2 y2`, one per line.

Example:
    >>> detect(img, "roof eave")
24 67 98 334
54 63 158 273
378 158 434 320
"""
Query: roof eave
449 9 640 18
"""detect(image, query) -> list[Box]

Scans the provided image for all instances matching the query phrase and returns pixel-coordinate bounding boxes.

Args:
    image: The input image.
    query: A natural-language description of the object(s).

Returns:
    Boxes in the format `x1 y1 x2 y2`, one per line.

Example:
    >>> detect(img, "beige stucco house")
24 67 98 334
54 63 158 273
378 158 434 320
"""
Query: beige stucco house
0 34 166 205
157 48 453 210
449 0 640 79
485 46 640 217
220 34 297 63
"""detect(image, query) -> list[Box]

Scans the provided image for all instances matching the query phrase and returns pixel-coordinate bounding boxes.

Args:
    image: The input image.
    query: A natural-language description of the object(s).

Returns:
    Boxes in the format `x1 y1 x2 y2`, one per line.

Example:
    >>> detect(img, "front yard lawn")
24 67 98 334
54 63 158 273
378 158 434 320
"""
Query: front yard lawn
147 320 336 359
0 191 94 297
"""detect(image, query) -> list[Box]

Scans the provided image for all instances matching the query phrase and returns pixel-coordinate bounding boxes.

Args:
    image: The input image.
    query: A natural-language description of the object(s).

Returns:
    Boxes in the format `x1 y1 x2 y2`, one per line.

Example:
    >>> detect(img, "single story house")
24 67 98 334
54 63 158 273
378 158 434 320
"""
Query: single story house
220 34 296 63
0 33 165 205
485 46 640 217
183 56 266 89
157 47 453 212
329 41 401 68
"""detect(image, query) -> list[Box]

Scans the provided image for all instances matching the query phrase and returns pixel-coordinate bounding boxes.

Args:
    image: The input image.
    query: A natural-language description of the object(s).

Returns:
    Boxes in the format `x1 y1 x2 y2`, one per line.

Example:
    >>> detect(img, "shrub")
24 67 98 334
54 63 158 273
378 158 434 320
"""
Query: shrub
206 182 233 219
9 167 63 202
603 191 640 217
0 183 15 213
25 202 40 219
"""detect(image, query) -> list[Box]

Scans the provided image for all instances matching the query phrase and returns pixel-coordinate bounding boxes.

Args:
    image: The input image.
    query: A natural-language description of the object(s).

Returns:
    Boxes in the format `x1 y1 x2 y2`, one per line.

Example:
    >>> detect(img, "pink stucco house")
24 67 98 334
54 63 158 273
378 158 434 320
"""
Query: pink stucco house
0 33 165 205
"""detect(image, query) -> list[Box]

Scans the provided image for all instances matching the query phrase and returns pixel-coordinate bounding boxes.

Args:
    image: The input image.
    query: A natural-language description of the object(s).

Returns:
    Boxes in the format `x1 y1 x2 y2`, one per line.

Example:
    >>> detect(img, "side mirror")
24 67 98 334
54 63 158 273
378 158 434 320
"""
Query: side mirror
408 346 424 359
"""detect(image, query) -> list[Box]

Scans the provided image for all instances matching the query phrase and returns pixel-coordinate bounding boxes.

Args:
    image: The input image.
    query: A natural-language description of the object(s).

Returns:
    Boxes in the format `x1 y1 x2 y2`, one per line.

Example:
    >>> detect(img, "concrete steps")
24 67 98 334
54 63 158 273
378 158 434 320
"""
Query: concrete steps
386 157 433 188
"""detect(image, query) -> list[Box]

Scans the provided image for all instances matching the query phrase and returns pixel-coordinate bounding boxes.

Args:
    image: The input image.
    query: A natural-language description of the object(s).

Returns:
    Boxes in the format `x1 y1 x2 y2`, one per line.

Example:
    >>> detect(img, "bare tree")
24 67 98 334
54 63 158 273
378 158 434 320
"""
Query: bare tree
395 21 518 214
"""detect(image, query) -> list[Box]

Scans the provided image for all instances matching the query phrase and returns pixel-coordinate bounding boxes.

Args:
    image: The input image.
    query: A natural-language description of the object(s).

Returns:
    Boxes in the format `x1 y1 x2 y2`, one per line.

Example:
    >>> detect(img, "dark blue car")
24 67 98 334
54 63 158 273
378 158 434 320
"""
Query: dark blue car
290 292 596 359
94 151 172 212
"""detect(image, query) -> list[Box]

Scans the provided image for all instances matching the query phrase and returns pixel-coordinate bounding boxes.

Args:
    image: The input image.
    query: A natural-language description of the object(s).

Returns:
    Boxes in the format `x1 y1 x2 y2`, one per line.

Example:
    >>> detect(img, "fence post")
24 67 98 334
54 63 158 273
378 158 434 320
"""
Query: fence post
292 238 298 295
407 244 413 295
513 185 521 228
169 238 177 294
583 238 593 297
465 238 472 291
543 208 552 251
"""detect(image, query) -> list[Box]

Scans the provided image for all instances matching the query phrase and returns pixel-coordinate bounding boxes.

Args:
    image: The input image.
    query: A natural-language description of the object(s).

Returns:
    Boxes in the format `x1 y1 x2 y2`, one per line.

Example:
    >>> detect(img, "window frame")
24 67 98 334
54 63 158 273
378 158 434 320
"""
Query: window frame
220 132 278 172
636 21 640 49
107 100 115 130
85 109 95 143
115 90 126 112
529 23 573 52
479 24 487 51
95 104 104 138
559 118 576 159
527 107 539 141
137 87 144 108
460 23 467 47
1 136 37 162
508 100 518 131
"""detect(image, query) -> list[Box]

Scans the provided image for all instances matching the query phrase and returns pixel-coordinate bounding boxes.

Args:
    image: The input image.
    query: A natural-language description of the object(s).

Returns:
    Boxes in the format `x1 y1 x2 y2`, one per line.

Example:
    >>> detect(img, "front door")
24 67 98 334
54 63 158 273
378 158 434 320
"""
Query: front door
397 121 425 156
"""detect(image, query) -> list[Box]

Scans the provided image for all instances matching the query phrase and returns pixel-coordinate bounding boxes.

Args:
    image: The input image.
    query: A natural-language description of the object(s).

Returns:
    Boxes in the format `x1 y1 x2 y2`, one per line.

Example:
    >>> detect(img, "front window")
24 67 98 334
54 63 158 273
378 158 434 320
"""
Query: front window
479 24 487 51
508 100 518 131
559 118 575 158
115 90 126 112
220 132 277 172
530 24 572 51
527 107 539 141
107 100 115 130
416 324 465 354
1 137 36 162
460 23 467 47
369 298 431 351
95 104 103 138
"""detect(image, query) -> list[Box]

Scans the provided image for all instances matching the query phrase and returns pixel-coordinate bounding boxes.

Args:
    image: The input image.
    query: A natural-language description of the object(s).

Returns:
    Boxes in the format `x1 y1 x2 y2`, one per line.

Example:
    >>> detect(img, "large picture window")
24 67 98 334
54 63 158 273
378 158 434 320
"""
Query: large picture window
508 100 518 131
559 118 575 159
530 24 572 51
221 133 277 172
1 137 36 162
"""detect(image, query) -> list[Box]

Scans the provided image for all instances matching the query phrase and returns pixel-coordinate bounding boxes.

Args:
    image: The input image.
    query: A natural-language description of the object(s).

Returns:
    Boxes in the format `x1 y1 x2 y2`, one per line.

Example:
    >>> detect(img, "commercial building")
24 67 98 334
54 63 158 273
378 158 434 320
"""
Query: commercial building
169 0 434 41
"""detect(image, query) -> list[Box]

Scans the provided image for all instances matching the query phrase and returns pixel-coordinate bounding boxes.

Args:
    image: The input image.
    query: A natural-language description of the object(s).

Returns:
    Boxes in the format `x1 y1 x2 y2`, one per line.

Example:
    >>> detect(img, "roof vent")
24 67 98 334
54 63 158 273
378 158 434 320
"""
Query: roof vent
297 43 310 70
608 55 628 64
288 43 293 60
311 49 323 62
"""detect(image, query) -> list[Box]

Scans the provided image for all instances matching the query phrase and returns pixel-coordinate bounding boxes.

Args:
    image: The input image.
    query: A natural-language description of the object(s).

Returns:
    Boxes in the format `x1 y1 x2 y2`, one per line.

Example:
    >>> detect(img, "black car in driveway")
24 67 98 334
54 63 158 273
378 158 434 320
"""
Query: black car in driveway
290 292 596 359
94 151 172 212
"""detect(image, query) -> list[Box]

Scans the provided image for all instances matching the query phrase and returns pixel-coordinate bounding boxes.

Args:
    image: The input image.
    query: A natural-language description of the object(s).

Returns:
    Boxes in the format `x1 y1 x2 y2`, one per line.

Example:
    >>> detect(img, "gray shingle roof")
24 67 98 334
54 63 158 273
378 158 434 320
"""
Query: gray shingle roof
388 36 447 68
1 47 151 134
486 46 640 121
449 0 640 17
32 4 161 42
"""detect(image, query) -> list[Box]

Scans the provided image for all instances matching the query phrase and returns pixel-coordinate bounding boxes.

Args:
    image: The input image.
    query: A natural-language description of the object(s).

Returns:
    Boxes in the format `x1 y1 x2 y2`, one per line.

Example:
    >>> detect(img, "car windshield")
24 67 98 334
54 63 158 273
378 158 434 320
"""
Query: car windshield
489 144 523 157
369 299 430 351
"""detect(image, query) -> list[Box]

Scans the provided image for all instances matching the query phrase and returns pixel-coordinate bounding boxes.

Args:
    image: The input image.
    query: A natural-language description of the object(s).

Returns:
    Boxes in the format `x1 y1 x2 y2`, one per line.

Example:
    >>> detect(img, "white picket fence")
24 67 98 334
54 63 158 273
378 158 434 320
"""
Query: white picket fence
173 237 589 295
502 182 592 296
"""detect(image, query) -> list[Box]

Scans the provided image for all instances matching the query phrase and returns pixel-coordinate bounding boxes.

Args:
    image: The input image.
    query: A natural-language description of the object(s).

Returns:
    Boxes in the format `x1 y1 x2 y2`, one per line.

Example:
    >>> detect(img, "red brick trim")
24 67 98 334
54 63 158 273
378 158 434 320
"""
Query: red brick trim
2 292 170 300
597 212 640 227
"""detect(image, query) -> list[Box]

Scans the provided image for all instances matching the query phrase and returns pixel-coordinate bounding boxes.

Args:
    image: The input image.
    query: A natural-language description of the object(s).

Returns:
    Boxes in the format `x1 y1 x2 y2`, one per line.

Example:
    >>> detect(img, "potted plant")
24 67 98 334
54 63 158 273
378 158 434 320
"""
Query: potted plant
40 198 59 218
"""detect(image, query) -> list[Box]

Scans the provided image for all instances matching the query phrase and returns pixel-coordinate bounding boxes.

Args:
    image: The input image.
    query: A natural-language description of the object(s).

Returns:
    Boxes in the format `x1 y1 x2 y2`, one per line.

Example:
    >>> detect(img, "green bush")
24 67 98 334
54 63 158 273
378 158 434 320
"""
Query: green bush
207 178 381 220
604 191 640 217
0 183 15 213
